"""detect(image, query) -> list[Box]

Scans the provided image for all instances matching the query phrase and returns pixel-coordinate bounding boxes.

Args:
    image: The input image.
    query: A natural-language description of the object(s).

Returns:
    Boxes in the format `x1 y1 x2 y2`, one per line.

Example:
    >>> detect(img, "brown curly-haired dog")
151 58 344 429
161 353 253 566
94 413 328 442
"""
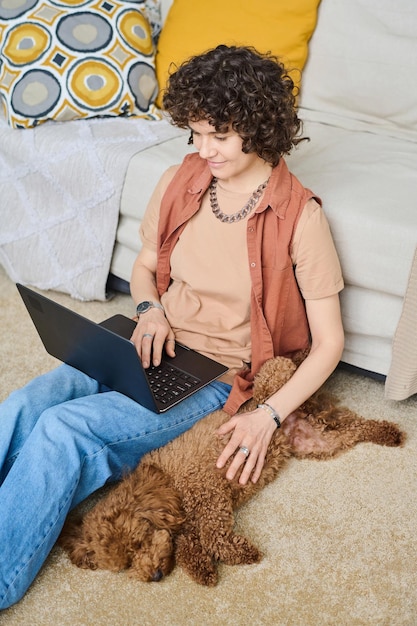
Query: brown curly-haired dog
59 357 405 586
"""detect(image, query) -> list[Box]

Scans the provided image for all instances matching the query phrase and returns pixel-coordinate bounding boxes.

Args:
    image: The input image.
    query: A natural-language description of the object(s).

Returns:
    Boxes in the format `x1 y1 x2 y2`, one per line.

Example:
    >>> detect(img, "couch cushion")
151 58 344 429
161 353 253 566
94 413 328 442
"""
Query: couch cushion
341 286 403 375
286 121 417 298
120 132 190 219
299 0 417 140
111 132 191 282
0 0 162 128
155 0 321 106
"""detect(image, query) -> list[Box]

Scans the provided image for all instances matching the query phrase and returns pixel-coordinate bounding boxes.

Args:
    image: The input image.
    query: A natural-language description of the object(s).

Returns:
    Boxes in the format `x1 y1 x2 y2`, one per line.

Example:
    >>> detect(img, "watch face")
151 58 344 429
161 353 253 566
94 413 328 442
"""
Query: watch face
136 301 152 314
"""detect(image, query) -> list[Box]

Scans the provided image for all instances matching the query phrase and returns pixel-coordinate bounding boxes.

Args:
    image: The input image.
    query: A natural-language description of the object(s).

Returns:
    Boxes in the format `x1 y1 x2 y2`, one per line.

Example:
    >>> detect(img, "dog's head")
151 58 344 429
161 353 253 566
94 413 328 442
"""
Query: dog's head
60 464 185 582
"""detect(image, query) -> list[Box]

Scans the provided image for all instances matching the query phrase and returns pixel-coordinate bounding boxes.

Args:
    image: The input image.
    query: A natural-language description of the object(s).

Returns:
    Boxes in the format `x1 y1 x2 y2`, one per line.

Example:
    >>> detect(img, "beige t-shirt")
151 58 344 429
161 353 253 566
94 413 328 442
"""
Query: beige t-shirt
140 166 343 380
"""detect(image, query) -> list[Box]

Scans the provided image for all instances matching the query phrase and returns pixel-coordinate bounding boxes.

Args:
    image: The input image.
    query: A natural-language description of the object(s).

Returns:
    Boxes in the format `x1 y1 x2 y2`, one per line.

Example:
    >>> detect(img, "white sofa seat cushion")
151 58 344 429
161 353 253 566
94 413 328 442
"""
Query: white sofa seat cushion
341 286 403 374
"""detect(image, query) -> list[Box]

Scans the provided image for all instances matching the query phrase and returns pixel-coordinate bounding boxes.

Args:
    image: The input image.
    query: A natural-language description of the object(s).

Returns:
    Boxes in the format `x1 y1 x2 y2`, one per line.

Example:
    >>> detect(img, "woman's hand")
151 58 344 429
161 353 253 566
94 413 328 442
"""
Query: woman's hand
216 408 278 485
130 245 176 368
130 309 176 368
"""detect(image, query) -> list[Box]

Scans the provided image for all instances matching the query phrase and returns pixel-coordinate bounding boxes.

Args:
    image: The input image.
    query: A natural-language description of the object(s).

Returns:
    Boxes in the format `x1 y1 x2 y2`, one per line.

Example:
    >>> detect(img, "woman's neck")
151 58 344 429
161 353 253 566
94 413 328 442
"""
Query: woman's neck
215 162 273 195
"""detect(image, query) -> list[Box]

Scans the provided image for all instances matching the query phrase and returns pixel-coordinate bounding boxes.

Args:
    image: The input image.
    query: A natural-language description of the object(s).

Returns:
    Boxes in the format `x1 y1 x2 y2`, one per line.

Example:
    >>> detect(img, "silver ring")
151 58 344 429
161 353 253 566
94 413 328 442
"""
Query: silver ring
142 333 154 340
239 446 250 457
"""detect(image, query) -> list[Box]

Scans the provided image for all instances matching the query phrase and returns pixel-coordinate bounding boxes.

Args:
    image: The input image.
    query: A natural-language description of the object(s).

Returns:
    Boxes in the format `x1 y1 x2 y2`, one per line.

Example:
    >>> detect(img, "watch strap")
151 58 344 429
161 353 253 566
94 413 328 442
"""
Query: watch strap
136 300 165 318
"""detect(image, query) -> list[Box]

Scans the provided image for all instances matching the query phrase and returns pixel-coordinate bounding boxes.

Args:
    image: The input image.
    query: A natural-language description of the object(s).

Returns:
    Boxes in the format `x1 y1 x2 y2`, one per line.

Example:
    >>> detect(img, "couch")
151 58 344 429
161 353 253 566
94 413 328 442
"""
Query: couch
1 0 416 400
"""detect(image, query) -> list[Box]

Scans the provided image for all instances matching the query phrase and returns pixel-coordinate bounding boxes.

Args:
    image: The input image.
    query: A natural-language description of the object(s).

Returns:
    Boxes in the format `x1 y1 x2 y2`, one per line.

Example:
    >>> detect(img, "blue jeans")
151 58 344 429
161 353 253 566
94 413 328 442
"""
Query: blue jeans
0 364 231 609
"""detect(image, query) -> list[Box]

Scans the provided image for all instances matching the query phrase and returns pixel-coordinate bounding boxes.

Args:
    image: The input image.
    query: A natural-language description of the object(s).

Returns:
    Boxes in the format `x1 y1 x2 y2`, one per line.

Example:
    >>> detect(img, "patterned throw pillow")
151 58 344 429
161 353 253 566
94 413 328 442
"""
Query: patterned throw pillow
0 0 162 128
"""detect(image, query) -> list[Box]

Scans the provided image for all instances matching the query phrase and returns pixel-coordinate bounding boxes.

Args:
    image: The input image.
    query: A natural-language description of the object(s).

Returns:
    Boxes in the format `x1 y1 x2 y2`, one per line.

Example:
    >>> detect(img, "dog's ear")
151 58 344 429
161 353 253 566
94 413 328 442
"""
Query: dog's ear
252 357 297 403
139 497 186 532
132 464 185 532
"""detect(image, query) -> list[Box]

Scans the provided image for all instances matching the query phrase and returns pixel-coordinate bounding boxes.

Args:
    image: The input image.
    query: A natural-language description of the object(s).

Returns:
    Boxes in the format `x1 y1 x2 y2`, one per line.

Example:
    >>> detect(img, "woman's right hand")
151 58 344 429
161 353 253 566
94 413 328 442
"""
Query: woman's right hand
130 309 176 368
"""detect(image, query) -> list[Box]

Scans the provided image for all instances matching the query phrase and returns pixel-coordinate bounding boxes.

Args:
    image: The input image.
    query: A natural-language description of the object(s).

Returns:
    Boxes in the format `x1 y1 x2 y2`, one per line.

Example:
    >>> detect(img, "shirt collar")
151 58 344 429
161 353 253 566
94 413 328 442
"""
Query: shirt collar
186 155 293 220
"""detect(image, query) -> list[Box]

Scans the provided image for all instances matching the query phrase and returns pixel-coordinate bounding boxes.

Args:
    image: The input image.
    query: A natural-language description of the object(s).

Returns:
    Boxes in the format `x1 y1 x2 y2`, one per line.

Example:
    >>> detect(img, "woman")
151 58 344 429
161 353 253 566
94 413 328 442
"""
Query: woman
0 45 343 608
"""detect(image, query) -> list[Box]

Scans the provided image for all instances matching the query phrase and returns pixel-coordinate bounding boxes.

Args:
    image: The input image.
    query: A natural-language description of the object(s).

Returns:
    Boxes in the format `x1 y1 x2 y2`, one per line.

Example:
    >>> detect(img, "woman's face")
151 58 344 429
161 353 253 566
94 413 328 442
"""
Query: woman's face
189 119 266 185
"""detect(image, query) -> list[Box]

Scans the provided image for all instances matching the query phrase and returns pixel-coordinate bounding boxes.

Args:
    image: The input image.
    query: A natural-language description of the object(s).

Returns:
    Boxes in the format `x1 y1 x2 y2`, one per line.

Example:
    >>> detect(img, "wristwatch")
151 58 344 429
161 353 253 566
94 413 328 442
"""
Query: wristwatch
136 300 165 318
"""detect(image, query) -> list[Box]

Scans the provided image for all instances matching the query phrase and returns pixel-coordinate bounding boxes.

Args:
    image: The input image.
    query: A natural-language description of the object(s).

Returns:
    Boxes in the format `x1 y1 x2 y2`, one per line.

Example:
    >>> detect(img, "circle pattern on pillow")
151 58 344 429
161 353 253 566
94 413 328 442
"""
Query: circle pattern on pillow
11 69 61 117
56 13 113 52
0 0 160 128
68 58 123 110
0 0 37 20
117 10 153 56
128 61 158 111
2 23 51 65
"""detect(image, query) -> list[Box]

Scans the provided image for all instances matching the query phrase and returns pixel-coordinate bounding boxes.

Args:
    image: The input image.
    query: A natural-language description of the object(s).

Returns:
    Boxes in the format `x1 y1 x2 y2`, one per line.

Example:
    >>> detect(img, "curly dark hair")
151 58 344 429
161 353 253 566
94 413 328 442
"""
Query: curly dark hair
162 45 306 167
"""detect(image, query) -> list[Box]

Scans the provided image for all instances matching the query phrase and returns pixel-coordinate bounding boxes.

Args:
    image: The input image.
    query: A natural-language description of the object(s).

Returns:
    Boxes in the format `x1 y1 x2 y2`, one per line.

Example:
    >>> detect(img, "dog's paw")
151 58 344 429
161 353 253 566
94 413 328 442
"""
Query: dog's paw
60 541 98 570
369 420 406 447
215 534 262 566
192 565 219 587
178 553 219 587
175 533 219 586
59 520 98 570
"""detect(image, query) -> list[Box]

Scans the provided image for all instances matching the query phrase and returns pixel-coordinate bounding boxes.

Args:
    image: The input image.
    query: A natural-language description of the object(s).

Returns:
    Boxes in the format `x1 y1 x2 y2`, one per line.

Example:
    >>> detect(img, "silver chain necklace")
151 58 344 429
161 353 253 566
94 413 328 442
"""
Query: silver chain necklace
209 177 269 224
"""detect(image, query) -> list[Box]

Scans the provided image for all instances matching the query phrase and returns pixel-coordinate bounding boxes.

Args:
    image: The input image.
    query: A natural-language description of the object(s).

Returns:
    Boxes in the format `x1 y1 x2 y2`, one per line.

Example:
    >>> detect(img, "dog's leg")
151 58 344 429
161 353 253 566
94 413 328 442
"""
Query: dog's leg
179 477 262 586
198 506 262 568
176 516 261 587
175 522 219 586
282 409 405 460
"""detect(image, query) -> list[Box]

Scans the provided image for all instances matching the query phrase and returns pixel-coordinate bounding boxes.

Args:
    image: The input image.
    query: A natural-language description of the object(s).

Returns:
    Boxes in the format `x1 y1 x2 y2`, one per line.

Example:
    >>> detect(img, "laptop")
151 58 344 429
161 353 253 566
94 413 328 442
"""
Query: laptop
17 283 228 413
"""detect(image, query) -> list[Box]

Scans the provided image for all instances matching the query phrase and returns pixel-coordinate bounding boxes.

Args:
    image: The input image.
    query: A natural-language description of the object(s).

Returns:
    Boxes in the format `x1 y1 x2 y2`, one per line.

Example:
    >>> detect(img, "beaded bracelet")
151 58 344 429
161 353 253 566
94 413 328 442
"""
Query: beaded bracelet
257 402 281 429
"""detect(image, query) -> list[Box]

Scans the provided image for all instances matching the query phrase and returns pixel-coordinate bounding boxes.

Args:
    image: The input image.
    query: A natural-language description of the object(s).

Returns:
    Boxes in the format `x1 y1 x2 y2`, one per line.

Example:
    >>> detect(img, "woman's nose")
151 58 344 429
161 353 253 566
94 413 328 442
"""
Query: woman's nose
198 137 217 159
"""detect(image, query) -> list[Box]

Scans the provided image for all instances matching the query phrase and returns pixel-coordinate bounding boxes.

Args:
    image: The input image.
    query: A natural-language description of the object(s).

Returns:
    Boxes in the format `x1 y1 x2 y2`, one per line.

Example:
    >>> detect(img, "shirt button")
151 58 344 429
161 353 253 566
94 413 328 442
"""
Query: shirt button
250 262 256 268
248 226 254 232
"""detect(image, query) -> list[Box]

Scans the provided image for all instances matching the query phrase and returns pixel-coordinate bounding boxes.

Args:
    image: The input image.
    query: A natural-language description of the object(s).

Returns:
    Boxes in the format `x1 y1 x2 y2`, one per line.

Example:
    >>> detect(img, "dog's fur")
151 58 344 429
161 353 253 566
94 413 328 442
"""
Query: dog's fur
59 357 405 586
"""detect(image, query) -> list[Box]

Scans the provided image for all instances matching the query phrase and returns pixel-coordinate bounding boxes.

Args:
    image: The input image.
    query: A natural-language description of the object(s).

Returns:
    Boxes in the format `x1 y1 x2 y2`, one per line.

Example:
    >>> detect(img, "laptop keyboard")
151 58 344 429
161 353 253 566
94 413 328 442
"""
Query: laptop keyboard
146 362 201 406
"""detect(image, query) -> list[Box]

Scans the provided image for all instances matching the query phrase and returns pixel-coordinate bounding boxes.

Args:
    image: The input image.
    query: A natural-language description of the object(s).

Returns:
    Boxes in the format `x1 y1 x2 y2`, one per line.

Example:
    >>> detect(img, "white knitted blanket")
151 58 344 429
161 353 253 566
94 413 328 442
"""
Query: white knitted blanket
0 114 182 300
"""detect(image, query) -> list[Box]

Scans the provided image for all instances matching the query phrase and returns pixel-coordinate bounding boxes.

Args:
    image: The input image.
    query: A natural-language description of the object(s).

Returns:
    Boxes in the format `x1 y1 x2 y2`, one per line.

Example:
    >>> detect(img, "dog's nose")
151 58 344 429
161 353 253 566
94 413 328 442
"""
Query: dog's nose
152 569 163 582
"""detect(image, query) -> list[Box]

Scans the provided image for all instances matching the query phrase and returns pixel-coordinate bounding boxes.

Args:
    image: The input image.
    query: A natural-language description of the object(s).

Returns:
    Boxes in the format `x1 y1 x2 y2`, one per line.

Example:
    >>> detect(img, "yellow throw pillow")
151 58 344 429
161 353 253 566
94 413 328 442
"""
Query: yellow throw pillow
156 0 321 107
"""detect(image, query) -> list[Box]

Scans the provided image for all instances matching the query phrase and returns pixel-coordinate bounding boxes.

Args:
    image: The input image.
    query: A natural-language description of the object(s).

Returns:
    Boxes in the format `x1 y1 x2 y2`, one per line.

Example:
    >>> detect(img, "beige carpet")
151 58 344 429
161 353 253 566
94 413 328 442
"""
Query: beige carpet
1 265 416 626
